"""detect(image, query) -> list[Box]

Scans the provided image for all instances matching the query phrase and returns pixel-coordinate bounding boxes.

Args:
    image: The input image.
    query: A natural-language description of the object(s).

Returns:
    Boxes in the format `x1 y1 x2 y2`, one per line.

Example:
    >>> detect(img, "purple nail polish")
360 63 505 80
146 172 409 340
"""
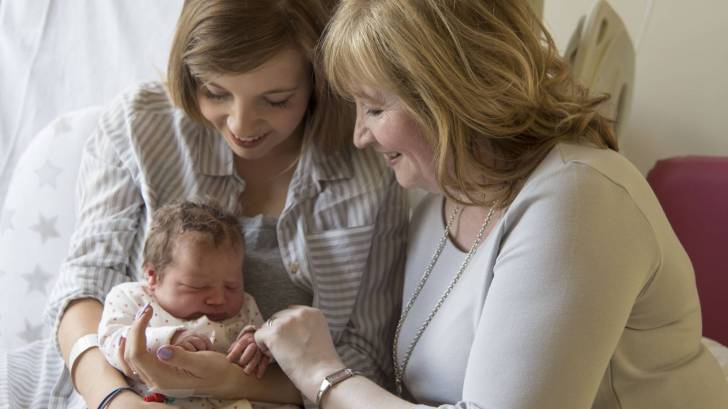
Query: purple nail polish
135 302 151 320
157 346 173 360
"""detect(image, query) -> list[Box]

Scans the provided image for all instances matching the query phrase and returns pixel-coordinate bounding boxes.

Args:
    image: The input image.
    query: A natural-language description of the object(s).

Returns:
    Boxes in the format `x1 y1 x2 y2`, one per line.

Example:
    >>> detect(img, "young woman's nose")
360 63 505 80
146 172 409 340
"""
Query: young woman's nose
226 102 258 138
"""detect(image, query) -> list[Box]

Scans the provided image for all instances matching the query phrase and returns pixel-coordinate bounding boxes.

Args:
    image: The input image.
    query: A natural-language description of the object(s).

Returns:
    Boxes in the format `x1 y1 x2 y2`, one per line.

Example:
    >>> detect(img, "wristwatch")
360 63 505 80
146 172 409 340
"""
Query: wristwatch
315 368 362 405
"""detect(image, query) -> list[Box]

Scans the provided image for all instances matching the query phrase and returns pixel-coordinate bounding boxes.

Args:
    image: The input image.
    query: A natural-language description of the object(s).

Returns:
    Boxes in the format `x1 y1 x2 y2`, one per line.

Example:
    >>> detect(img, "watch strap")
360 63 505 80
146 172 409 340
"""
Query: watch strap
315 368 362 406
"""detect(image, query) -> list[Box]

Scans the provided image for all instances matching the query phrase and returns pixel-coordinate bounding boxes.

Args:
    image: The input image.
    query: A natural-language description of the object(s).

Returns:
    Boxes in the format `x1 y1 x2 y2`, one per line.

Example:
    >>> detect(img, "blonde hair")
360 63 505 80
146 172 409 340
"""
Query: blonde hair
143 200 244 279
167 0 354 153
322 0 617 206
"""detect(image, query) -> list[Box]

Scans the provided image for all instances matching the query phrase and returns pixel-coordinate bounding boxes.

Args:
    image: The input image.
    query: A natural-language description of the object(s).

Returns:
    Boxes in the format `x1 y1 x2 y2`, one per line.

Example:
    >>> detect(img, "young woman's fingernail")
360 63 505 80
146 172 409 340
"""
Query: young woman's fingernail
156 346 173 360
135 302 151 320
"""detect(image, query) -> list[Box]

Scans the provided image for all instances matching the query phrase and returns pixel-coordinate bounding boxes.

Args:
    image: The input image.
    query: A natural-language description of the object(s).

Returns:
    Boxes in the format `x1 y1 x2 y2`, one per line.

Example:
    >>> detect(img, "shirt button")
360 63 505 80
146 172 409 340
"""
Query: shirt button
290 262 300 273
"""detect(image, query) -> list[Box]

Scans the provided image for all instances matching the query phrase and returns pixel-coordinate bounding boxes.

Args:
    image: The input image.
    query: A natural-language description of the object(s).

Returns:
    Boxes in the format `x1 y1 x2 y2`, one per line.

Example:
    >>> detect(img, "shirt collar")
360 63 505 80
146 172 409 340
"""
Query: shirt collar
307 140 353 182
194 127 235 177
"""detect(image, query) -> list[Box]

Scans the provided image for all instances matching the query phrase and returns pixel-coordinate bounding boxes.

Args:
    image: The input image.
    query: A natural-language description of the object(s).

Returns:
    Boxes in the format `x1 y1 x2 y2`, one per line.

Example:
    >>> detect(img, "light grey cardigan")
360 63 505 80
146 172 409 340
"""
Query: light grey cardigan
402 143 728 409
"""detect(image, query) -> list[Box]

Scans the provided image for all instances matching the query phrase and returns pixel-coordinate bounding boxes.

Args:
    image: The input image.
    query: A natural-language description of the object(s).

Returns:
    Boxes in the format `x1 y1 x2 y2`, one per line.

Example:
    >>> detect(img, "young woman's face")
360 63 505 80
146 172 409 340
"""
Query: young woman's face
197 47 313 161
147 233 245 322
353 87 438 191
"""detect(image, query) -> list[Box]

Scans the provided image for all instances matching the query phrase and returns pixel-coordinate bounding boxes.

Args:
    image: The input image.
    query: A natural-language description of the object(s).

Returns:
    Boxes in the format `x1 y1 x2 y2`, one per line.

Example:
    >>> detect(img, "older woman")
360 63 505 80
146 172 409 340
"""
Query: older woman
234 1 727 409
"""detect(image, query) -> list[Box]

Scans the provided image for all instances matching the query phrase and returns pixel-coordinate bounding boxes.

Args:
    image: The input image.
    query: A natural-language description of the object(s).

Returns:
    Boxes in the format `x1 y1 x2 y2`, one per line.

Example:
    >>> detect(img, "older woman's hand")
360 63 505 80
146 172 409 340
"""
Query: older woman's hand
118 304 249 398
254 305 347 401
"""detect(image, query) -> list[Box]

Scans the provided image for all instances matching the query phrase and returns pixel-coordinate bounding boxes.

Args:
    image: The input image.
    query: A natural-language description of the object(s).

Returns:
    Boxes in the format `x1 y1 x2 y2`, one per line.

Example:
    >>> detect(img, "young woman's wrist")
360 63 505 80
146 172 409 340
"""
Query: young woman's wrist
75 348 134 408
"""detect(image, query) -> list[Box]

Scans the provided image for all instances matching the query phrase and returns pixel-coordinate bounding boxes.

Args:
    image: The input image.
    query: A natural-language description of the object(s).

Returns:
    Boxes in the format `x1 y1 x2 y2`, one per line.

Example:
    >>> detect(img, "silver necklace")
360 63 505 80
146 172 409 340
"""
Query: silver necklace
393 200 496 396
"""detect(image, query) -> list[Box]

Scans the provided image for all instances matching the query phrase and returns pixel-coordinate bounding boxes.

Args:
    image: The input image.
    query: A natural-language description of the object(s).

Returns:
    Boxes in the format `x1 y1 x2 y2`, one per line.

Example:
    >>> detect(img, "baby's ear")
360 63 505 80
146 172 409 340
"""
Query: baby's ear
145 264 159 289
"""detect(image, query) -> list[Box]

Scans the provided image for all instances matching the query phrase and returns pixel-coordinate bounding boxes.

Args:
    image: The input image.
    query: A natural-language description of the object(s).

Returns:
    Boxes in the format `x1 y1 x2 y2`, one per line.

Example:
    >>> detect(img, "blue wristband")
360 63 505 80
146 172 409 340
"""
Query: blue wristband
97 386 136 409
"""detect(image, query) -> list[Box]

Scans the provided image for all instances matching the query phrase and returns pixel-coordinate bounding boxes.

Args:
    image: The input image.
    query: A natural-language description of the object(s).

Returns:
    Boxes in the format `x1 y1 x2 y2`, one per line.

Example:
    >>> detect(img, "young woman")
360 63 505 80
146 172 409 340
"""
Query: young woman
2 1 406 408
241 1 728 408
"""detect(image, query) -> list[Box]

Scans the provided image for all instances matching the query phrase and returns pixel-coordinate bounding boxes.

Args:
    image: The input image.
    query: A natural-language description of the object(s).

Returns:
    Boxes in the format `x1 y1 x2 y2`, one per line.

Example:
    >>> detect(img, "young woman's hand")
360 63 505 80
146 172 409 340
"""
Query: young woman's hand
254 306 346 401
118 304 247 397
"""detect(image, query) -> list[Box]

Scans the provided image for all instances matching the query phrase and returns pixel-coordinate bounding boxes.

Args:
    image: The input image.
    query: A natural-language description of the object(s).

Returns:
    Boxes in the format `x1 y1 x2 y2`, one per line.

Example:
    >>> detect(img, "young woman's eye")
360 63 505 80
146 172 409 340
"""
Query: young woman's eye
266 98 291 108
203 88 230 101
366 108 383 116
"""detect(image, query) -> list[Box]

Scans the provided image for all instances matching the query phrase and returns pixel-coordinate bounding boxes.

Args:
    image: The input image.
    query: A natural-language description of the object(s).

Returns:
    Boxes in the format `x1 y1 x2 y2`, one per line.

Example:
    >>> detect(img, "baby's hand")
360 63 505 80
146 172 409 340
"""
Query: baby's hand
226 325 270 379
170 329 213 352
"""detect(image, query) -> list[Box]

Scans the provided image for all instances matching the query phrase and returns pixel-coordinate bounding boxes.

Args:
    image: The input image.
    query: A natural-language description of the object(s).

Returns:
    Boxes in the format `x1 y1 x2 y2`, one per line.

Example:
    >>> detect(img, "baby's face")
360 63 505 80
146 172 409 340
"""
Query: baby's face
147 233 245 322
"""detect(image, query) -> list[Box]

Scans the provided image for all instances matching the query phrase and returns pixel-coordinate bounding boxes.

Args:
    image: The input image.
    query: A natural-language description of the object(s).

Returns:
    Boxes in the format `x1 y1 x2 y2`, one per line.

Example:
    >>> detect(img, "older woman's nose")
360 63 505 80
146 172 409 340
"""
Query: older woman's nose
353 111 375 149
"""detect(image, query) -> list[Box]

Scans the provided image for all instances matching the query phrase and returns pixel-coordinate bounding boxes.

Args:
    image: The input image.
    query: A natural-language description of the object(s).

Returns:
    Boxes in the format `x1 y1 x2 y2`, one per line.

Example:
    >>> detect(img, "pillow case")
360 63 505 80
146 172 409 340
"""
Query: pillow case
0 107 102 349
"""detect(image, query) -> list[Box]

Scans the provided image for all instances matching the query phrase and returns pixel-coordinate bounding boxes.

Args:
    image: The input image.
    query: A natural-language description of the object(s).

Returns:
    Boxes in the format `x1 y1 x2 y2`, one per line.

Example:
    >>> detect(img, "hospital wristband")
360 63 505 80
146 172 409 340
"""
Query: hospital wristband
68 333 99 380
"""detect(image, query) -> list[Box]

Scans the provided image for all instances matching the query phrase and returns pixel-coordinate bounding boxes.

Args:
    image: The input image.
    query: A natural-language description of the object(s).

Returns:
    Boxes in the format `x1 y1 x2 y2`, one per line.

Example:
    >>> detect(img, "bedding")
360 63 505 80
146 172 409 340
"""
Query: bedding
0 0 182 208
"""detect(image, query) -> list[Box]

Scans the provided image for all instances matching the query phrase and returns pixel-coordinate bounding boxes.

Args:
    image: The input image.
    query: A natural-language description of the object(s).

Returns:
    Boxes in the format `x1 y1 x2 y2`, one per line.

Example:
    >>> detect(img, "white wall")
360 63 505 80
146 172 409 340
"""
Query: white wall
544 0 728 173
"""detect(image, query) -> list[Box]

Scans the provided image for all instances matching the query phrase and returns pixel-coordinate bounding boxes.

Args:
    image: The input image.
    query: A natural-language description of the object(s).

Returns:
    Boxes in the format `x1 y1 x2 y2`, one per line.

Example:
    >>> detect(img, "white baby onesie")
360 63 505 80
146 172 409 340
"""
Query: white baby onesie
99 281 295 409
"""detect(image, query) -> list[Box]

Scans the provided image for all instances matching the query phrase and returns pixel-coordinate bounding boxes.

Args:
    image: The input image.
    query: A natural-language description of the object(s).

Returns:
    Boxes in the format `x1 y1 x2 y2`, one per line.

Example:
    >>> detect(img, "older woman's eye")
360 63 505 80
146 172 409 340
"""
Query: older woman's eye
265 98 291 108
366 108 383 117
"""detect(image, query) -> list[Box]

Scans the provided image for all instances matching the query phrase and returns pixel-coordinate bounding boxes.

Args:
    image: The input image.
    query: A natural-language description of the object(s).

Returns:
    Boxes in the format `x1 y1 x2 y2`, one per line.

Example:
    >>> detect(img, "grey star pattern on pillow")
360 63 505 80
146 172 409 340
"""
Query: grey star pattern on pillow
23 265 53 296
30 213 60 243
53 117 71 134
18 318 45 343
35 160 63 188
0 209 14 234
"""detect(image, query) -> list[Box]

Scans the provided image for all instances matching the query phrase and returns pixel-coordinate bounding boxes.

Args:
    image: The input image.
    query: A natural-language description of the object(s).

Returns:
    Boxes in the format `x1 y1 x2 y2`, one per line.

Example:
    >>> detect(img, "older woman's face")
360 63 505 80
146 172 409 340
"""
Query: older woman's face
353 87 438 192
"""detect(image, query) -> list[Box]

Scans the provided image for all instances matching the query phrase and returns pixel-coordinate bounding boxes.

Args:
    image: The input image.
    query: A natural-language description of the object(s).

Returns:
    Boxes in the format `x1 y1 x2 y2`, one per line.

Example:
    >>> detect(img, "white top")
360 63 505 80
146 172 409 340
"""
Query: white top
98 282 264 365
400 143 728 409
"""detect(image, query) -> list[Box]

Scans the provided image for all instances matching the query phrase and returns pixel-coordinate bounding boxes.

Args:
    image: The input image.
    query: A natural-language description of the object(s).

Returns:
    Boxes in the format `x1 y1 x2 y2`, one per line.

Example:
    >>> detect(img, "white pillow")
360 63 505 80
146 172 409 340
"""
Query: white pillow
0 107 102 349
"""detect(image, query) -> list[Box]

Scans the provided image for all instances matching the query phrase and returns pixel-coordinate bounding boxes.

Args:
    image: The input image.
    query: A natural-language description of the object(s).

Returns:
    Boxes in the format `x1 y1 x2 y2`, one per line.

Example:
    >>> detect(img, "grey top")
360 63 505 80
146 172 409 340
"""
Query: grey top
241 215 312 319
401 143 728 409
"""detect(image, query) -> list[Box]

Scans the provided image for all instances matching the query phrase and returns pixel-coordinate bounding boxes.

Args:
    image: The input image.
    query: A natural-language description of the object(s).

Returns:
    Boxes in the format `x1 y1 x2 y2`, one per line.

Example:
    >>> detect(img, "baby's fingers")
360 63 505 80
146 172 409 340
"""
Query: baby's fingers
255 356 270 379
226 340 246 363
238 343 258 367
188 336 211 351
241 345 262 375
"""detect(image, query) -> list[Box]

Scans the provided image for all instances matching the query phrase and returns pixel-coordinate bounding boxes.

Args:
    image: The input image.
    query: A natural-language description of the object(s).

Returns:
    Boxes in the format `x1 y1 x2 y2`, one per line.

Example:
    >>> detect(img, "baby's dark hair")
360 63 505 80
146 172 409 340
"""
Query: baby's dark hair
143 200 244 277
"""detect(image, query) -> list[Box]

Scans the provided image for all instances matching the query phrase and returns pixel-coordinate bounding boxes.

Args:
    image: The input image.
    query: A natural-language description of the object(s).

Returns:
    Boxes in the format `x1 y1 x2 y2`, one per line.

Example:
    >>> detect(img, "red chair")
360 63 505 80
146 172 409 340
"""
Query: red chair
647 156 728 346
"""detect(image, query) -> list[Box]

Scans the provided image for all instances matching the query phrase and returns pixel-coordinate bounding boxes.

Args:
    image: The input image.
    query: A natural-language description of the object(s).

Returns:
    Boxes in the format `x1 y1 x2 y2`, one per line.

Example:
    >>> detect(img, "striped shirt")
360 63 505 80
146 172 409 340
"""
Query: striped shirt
3 82 408 409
